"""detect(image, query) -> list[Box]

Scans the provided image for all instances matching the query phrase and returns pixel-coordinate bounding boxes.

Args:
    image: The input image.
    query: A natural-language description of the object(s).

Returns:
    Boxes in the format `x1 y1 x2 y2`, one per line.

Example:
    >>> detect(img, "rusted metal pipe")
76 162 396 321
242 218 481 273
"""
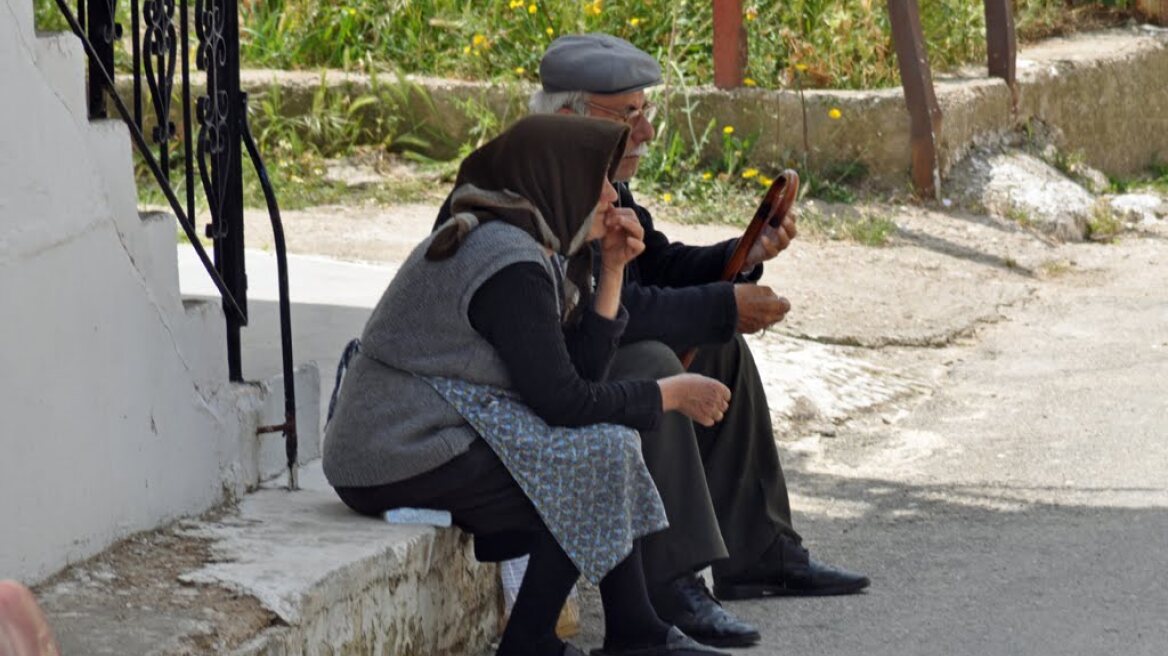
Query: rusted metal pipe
713 0 746 89
984 0 1018 111
888 0 942 199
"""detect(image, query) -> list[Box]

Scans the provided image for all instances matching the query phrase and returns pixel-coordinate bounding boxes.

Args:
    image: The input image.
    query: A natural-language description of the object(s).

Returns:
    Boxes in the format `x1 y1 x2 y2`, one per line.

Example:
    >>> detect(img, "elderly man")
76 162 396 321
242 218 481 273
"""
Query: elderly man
535 34 869 645
436 34 869 648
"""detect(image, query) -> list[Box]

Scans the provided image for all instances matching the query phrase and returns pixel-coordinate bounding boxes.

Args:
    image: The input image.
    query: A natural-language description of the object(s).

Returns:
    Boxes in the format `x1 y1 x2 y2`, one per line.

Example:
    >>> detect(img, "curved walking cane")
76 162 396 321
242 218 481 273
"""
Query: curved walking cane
680 169 800 369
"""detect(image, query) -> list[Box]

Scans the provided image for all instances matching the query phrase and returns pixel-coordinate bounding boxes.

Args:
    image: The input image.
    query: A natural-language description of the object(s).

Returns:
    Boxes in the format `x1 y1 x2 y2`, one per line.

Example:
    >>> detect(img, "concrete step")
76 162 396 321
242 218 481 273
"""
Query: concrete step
85 118 141 241
33 31 87 122
36 461 499 656
137 210 183 309
181 298 229 386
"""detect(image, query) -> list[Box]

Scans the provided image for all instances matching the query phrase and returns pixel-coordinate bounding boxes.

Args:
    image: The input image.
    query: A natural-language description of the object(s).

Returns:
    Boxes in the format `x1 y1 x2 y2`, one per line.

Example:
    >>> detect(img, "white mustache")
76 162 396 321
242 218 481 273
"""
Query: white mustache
625 144 649 158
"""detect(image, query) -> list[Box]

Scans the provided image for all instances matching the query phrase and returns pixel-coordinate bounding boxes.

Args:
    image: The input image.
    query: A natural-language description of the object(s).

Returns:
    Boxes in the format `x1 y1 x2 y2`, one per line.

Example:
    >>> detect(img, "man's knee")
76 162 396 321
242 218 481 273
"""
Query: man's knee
610 340 685 381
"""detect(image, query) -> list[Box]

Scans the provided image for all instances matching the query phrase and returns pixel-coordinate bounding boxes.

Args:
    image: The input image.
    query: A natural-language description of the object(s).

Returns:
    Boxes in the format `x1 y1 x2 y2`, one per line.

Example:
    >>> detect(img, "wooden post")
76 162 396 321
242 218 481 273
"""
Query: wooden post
984 0 1018 110
1136 0 1168 26
888 0 942 199
713 0 746 89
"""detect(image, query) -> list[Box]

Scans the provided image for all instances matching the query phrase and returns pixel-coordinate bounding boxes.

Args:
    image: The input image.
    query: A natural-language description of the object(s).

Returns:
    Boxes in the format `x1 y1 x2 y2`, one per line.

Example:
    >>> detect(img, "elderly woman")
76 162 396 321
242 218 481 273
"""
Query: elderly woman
323 115 732 656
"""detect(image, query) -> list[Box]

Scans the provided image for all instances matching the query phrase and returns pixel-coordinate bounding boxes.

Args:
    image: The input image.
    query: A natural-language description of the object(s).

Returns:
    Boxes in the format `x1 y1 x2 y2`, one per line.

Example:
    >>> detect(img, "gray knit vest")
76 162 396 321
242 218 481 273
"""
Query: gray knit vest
323 221 553 487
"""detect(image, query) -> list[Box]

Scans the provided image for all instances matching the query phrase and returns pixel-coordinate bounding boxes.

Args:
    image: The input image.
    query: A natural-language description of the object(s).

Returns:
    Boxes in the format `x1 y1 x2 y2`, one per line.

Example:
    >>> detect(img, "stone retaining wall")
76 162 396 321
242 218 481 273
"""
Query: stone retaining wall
120 26 1168 192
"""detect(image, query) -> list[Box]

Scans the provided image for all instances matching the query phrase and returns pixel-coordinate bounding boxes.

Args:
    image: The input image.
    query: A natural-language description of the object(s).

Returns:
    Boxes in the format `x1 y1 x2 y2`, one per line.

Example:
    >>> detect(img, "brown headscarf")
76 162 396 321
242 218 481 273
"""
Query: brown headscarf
427 116 629 319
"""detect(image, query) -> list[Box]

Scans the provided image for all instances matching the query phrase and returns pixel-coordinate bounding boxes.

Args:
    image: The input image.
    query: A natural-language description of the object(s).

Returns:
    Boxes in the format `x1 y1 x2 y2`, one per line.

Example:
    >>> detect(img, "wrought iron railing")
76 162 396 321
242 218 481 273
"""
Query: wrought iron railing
53 0 300 489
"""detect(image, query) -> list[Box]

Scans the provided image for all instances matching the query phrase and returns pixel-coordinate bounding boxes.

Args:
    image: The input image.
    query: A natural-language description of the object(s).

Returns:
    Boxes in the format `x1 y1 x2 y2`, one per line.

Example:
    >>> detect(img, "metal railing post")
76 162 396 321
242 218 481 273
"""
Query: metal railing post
888 0 942 199
713 0 746 89
85 0 119 118
197 0 248 382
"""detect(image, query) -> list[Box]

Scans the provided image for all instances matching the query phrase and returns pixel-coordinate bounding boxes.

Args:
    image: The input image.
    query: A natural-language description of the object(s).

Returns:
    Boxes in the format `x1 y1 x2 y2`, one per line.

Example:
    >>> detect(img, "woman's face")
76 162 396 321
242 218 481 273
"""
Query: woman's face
586 179 620 241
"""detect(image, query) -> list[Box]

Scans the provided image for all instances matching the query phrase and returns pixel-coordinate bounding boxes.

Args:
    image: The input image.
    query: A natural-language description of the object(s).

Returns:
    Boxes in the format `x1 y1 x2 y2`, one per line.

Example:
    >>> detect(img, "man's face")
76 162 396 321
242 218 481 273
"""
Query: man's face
581 90 656 182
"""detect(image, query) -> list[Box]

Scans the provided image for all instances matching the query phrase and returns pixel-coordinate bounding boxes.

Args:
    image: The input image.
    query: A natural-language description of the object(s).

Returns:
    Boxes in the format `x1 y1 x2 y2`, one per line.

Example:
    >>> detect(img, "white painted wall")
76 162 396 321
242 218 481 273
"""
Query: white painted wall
0 0 315 583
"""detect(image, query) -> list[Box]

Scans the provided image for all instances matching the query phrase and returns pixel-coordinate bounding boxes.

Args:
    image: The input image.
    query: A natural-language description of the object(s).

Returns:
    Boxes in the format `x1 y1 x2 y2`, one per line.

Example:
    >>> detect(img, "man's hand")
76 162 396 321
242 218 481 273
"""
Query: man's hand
599 207 645 275
734 284 791 334
741 211 797 274
658 373 732 427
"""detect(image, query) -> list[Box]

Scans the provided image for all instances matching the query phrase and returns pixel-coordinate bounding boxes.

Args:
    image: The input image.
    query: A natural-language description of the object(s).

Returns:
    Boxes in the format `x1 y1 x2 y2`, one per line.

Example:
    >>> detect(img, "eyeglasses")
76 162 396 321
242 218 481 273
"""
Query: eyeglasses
583 100 657 127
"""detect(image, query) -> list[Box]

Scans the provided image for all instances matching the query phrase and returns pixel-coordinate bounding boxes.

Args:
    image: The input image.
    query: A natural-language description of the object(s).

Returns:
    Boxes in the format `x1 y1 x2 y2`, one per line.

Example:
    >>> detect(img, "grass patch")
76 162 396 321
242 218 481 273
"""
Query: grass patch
1006 204 1035 229
1037 258 1074 278
1086 201 1122 242
1110 162 1168 195
799 208 897 246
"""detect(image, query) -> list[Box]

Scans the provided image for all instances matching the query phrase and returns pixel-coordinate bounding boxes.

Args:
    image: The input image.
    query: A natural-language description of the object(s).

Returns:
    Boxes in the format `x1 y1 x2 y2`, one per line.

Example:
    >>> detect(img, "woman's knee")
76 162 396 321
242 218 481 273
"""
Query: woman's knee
611 340 685 381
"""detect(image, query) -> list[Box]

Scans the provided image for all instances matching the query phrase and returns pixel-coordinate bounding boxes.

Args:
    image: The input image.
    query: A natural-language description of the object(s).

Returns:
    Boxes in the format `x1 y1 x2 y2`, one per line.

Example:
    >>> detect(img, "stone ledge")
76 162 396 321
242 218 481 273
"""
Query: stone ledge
38 462 498 656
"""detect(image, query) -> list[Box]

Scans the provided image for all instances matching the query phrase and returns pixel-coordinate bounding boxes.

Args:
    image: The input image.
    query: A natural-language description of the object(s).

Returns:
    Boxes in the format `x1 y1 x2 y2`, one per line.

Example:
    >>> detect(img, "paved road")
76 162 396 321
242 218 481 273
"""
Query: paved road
571 227 1168 655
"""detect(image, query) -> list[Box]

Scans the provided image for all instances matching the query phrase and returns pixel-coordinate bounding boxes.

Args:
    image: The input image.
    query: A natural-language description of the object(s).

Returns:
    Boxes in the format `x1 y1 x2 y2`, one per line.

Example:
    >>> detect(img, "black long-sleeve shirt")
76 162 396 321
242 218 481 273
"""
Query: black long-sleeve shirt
615 183 763 350
438 184 764 354
468 262 662 431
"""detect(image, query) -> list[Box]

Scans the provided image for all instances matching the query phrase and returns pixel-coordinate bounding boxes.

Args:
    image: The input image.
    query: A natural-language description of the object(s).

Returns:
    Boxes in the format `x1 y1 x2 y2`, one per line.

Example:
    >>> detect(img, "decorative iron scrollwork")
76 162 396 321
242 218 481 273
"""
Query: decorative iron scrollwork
142 0 177 173
195 0 230 239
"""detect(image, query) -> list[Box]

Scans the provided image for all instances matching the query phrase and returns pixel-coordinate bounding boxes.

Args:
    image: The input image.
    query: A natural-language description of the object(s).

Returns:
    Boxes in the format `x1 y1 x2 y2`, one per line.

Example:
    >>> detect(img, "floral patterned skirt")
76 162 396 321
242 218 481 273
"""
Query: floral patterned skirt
423 376 669 583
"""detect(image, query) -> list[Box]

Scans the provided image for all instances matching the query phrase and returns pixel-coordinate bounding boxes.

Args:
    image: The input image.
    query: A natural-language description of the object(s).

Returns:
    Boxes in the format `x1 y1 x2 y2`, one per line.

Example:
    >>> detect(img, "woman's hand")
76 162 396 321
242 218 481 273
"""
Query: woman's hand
658 373 732 427
598 207 645 275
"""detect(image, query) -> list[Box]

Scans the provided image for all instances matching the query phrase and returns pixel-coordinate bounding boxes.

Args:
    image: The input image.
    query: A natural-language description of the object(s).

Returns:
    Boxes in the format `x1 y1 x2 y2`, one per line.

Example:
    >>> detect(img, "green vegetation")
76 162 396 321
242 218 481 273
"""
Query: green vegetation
1085 201 1122 242
236 0 1138 89
799 208 898 246
1110 162 1168 195
31 0 1149 239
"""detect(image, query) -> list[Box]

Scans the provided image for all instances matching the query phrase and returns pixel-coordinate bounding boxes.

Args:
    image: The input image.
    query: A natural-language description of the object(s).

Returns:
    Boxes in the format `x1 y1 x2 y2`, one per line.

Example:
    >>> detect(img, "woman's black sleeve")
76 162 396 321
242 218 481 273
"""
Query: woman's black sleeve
469 262 662 430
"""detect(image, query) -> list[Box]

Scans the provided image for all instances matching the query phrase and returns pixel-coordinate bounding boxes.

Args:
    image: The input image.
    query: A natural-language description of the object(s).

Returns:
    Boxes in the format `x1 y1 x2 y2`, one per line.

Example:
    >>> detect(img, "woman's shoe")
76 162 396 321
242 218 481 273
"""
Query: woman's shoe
589 626 731 656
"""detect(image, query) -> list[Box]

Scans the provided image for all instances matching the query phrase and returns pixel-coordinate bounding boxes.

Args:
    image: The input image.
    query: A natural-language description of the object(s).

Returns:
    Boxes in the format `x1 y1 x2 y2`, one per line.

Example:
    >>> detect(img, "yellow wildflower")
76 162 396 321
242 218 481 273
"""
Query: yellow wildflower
746 7 758 21
828 107 842 120
515 66 526 74
662 192 674 203
723 125 734 135
585 0 603 17
759 176 774 187
629 17 641 27
528 3 537 14
509 0 523 7
546 27 555 36
473 34 487 46
795 63 808 72
701 172 713 181
463 45 472 55
743 77 757 87
741 168 759 179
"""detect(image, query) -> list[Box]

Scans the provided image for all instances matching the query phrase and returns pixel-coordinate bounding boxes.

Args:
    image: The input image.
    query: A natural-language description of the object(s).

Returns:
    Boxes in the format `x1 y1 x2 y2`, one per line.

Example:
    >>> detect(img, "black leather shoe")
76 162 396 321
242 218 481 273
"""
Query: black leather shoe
652 574 760 648
714 535 870 600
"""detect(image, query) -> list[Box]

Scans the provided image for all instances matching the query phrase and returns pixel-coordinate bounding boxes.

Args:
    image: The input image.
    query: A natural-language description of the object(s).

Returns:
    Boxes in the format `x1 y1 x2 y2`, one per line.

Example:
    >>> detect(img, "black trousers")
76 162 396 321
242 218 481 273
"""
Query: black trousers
608 335 800 585
335 439 543 562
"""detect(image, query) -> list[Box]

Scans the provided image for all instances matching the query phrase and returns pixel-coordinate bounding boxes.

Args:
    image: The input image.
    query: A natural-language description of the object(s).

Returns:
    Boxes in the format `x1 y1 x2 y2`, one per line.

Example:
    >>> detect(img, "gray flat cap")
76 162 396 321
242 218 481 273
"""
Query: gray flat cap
540 33 662 94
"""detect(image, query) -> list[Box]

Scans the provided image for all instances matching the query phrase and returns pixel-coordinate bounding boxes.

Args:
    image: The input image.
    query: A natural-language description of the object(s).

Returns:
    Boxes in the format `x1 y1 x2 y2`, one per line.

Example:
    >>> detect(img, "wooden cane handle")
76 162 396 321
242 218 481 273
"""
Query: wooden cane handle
680 170 800 369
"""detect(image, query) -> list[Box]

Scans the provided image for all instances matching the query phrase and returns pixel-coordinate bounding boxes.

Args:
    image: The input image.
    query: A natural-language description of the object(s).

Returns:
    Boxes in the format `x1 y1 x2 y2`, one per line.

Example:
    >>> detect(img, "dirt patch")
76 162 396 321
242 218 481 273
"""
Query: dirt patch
36 507 279 655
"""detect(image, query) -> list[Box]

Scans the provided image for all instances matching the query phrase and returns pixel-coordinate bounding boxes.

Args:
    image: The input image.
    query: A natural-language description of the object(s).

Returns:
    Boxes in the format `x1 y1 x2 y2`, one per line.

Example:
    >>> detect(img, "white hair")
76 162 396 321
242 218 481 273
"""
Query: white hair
528 89 591 116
